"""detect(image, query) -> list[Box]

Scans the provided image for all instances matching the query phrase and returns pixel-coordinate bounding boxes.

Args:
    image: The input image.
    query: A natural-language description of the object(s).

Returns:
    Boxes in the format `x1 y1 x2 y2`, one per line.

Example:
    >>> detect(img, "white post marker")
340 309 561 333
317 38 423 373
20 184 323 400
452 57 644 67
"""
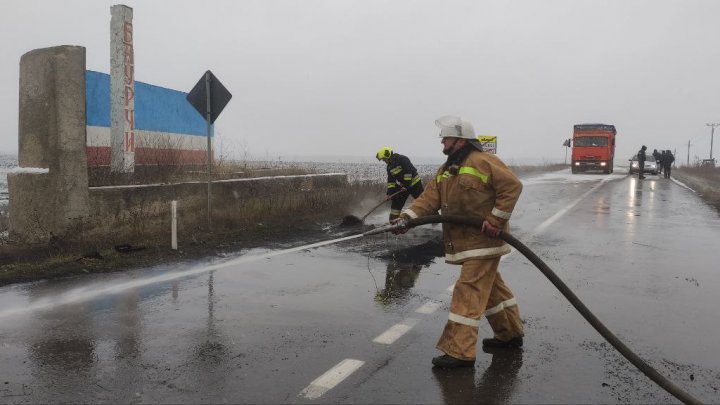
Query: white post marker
171 200 177 250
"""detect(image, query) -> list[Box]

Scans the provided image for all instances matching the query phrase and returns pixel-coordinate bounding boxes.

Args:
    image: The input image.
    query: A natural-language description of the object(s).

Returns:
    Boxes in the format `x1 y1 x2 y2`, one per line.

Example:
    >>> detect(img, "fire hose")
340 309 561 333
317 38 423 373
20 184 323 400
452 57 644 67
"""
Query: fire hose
364 215 702 405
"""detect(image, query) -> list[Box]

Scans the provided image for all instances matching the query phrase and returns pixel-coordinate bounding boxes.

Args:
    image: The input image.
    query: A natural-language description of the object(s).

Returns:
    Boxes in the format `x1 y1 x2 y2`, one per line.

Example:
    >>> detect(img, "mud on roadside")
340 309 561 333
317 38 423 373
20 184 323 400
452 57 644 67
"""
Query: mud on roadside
0 217 357 287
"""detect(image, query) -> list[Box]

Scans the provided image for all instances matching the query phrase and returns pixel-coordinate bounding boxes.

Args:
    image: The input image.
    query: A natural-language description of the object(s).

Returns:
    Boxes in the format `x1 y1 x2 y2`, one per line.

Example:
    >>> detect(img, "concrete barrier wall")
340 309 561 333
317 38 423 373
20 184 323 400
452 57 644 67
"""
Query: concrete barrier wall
84 173 349 243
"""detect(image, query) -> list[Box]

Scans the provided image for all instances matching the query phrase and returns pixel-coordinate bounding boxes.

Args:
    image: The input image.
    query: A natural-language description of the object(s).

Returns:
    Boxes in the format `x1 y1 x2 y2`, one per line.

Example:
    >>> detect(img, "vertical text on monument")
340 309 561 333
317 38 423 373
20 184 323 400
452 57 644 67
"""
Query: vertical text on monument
110 4 135 172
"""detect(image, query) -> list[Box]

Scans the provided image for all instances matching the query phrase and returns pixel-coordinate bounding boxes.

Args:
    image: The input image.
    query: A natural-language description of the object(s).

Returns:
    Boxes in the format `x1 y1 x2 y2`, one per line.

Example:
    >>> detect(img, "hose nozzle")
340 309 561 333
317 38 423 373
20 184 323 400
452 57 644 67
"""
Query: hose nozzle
362 219 408 236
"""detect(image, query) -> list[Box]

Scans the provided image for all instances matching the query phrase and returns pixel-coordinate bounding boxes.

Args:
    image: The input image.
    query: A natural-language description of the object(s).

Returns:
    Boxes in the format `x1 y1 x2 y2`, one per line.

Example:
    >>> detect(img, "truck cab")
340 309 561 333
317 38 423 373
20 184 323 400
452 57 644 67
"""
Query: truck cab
571 124 616 174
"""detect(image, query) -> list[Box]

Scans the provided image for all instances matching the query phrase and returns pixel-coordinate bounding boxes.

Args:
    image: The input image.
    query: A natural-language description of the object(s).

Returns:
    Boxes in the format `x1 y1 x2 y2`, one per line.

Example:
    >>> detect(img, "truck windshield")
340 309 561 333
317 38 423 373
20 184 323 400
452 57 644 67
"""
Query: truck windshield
574 136 608 147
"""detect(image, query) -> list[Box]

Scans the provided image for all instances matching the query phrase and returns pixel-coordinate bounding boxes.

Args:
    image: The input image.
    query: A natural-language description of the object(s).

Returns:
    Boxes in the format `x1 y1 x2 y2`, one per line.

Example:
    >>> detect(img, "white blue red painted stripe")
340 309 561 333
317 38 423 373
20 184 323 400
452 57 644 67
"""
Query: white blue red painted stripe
86 70 211 166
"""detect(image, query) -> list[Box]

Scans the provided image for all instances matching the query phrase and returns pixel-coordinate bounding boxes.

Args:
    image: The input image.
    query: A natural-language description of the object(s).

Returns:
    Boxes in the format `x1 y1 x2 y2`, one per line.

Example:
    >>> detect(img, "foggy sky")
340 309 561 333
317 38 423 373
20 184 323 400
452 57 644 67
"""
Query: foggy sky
2 0 720 165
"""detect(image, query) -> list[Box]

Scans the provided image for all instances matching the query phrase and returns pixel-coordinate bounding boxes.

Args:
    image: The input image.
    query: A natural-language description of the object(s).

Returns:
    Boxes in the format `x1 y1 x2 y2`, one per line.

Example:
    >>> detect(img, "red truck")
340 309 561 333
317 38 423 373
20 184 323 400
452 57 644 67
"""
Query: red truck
570 124 616 174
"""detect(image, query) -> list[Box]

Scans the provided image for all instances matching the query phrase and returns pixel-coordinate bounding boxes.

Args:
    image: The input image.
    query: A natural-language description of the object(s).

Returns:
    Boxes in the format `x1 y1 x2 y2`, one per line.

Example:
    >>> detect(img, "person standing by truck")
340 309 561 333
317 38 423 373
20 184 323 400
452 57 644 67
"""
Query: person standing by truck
637 145 647 179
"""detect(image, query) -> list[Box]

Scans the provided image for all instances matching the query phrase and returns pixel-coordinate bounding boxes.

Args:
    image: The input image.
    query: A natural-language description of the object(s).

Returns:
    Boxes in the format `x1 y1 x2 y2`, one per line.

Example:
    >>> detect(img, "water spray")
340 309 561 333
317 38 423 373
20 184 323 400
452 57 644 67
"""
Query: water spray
0 233 365 320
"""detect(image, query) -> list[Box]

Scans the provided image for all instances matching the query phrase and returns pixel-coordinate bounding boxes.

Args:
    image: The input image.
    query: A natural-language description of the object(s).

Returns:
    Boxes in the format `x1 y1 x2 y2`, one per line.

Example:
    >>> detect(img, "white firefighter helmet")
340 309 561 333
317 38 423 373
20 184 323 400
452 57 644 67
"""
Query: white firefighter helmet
435 115 484 151
435 115 476 139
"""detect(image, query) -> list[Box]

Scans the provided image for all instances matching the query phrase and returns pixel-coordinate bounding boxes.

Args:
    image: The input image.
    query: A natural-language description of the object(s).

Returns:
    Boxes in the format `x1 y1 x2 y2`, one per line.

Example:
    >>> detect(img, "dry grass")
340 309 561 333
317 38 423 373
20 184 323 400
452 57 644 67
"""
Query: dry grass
673 165 720 211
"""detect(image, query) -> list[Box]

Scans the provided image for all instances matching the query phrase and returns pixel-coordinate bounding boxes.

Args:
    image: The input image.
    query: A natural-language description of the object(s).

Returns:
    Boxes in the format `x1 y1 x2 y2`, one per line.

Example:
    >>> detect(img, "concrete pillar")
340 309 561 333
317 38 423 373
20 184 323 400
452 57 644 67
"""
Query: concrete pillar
110 4 135 173
9 45 89 242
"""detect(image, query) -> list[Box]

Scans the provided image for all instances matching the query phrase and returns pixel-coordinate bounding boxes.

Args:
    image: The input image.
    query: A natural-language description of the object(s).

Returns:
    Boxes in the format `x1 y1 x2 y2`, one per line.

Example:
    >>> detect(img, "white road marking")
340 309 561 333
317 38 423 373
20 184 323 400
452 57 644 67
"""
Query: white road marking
372 318 421 344
530 178 610 236
415 301 442 314
299 358 365 400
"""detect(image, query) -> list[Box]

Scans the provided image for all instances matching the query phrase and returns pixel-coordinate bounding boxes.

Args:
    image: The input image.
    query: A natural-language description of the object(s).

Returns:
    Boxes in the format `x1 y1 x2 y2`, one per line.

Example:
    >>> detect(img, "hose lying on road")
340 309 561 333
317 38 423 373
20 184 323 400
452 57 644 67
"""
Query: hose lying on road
364 215 702 405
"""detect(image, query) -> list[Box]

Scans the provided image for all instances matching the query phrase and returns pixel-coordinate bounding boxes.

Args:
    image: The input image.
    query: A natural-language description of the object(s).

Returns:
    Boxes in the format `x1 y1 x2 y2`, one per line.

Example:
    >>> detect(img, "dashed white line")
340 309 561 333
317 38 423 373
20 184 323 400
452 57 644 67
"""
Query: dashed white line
372 318 420 344
299 358 365 400
415 301 442 314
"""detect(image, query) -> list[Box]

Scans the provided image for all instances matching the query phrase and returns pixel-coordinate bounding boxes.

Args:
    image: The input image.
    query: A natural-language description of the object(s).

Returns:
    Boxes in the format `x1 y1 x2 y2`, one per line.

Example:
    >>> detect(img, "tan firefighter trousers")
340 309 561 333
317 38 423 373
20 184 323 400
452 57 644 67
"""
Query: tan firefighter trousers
436 257 524 360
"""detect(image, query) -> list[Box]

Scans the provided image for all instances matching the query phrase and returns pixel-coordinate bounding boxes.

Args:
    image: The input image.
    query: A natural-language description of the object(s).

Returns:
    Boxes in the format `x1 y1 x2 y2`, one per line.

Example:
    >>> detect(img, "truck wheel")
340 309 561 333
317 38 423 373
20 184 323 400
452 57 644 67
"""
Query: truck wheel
571 166 578 174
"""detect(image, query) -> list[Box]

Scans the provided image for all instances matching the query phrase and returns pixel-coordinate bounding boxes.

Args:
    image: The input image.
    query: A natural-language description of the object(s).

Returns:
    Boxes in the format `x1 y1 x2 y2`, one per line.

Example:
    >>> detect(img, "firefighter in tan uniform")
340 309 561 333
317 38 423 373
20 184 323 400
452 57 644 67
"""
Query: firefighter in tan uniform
396 115 525 368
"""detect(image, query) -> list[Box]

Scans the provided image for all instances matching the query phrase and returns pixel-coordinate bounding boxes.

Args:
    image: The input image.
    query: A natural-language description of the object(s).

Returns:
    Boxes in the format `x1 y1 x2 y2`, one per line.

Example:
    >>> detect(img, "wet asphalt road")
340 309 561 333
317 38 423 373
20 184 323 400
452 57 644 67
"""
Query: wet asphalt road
1 168 719 404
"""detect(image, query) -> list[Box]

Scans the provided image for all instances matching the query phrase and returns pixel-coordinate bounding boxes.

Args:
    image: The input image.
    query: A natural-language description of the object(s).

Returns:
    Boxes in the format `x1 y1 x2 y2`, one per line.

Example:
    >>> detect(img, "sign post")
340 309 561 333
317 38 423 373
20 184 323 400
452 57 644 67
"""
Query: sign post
563 138 572 164
187 70 232 231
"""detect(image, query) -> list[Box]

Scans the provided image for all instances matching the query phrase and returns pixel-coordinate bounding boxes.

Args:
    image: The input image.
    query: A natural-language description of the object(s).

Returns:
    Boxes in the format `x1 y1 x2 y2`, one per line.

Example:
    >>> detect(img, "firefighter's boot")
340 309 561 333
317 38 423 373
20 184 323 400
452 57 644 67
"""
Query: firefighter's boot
431 354 475 368
481 336 524 349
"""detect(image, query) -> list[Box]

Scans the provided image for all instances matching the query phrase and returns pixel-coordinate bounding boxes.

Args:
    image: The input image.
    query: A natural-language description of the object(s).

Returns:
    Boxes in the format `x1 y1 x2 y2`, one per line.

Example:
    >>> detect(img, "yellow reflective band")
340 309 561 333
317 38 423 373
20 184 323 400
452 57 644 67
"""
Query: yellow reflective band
390 166 402 175
436 171 453 183
411 175 421 186
387 183 398 189
458 166 488 183
403 174 412 180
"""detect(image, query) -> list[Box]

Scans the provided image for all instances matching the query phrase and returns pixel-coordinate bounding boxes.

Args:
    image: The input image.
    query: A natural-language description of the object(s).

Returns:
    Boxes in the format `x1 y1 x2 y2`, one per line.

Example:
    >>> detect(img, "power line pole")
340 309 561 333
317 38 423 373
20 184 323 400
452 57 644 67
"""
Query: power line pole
687 139 691 166
706 123 719 161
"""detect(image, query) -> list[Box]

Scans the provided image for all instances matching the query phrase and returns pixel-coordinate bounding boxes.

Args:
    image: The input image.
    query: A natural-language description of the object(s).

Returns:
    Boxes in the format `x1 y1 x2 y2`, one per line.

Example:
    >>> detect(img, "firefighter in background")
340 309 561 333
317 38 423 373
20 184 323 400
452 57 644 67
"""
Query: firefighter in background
393 116 524 368
376 147 424 222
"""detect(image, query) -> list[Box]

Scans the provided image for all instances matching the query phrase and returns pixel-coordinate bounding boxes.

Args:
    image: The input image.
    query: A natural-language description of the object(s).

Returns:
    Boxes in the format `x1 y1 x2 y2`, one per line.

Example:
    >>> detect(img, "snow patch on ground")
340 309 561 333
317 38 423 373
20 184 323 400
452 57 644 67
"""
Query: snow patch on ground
9 167 48 174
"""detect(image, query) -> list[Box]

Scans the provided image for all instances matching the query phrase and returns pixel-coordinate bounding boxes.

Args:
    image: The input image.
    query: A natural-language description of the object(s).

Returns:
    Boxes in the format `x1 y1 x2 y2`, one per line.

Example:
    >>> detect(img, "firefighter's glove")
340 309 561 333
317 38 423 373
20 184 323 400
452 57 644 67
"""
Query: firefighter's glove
481 219 502 238
390 217 409 235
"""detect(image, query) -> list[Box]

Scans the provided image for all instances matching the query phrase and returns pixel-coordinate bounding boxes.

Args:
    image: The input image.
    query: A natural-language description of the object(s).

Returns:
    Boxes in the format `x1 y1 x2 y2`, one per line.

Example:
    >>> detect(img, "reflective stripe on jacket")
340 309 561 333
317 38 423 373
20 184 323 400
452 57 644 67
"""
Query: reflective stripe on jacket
402 150 522 263
386 153 421 195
